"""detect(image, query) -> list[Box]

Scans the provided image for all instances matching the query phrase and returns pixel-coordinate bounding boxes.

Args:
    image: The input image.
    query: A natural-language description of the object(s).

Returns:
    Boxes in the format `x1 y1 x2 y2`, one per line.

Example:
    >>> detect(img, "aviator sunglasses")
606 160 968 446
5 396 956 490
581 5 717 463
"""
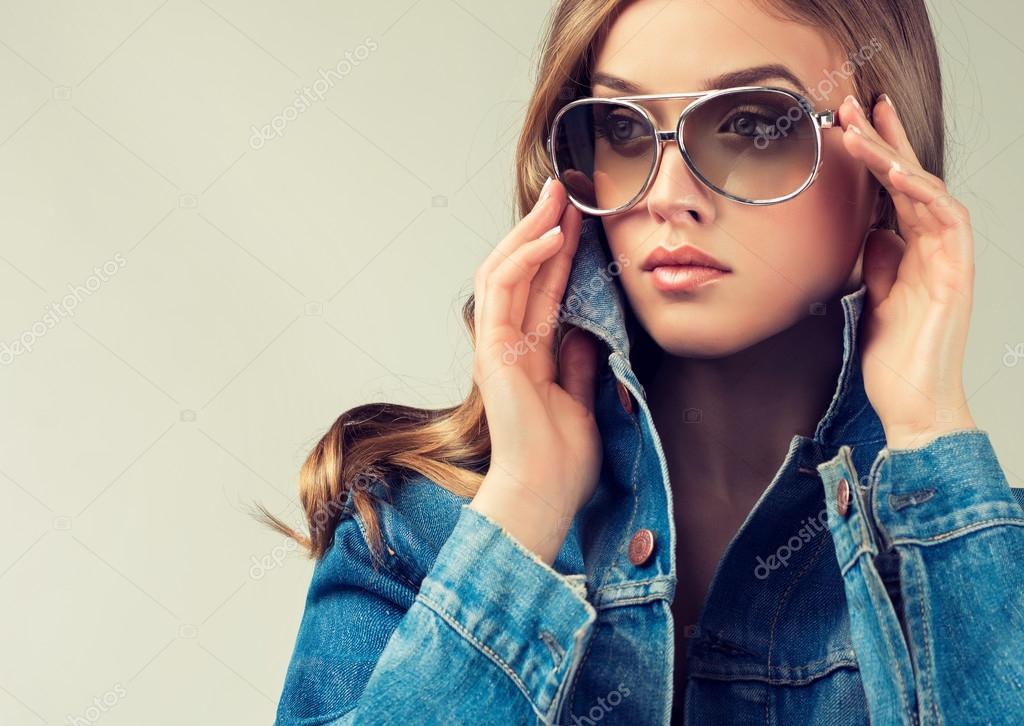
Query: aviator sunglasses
546 85 838 215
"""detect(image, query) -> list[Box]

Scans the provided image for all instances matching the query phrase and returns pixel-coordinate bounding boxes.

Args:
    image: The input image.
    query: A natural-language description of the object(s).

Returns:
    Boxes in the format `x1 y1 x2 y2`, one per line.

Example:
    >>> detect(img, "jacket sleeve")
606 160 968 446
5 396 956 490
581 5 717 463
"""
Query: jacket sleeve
817 428 1024 726
273 501 597 726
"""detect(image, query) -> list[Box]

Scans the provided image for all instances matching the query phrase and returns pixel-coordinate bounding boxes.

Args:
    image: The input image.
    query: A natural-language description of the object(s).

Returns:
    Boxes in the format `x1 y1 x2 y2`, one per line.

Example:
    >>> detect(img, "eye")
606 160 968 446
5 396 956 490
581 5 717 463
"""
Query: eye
718 107 784 139
595 112 647 145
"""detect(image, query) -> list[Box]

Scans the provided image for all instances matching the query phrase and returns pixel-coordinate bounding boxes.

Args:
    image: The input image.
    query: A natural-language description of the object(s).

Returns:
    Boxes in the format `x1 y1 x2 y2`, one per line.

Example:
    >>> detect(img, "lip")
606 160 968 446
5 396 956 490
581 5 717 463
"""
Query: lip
641 244 731 293
641 244 731 272
648 265 728 293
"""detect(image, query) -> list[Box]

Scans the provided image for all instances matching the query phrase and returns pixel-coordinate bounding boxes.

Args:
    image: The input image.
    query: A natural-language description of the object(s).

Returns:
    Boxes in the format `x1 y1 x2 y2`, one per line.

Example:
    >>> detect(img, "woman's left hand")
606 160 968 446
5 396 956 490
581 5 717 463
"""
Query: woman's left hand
839 93 978 450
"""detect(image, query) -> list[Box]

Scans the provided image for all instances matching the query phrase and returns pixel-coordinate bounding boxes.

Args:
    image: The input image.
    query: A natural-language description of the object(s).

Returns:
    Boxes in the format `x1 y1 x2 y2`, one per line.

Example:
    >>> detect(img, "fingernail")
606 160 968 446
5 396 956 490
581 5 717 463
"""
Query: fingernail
880 93 897 115
540 224 561 238
845 94 861 111
537 176 553 206
849 124 862 135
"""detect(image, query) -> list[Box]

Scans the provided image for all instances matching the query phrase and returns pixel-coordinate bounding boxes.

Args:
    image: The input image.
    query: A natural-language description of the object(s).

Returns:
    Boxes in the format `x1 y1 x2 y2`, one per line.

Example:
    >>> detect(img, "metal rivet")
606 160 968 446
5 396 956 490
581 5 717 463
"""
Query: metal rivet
628 528 655 566
616 380 634 415
836 477 851 517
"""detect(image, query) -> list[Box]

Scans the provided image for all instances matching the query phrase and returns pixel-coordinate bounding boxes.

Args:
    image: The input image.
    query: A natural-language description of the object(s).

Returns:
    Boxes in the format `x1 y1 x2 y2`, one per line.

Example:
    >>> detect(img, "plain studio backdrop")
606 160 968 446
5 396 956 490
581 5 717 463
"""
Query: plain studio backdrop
0 1 1021 723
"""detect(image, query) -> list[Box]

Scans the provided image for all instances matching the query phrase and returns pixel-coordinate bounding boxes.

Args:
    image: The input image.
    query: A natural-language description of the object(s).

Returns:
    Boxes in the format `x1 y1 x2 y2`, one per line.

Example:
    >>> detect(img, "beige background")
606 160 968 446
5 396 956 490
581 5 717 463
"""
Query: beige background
0 1 1021 724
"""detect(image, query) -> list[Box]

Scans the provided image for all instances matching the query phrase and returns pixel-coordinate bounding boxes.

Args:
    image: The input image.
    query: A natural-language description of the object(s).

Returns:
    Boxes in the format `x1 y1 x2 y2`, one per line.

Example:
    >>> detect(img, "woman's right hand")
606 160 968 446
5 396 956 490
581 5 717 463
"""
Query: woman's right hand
468 177 604 566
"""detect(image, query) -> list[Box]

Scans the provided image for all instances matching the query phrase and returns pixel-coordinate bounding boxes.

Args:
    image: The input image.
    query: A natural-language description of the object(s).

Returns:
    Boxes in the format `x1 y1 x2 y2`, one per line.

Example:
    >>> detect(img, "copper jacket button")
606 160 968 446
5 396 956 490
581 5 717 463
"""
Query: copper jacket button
628 528 656 566
616 380 634 415
836 477 851 517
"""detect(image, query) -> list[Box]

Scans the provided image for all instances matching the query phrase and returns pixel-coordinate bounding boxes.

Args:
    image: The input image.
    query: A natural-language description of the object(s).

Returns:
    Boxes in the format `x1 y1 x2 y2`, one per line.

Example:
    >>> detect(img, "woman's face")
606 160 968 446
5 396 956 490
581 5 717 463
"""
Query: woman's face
592 0 879 357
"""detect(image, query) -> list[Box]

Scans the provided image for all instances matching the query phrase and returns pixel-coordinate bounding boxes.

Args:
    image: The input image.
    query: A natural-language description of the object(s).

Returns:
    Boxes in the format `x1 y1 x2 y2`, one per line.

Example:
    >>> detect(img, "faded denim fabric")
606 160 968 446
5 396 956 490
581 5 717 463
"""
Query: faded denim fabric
274 217 1024 725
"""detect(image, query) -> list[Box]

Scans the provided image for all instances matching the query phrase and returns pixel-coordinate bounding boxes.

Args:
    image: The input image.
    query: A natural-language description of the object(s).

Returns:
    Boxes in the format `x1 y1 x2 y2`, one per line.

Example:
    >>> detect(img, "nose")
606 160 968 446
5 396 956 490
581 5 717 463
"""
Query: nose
645 139 717 227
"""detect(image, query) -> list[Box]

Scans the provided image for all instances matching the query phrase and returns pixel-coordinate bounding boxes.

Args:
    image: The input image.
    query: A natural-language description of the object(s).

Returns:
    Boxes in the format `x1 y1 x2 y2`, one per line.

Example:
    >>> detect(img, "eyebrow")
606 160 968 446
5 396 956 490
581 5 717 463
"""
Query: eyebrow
591 64 812 97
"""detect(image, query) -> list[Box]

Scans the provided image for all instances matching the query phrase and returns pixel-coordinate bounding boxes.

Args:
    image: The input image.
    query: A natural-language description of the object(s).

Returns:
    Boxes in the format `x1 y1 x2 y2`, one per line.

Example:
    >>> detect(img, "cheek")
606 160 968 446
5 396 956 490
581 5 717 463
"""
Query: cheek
733 145 875 303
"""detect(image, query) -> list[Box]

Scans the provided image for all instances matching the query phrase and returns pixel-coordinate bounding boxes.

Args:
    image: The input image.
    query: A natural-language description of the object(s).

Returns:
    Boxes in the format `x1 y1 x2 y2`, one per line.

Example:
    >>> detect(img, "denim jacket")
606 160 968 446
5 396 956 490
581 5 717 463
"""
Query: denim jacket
274 216 1024 725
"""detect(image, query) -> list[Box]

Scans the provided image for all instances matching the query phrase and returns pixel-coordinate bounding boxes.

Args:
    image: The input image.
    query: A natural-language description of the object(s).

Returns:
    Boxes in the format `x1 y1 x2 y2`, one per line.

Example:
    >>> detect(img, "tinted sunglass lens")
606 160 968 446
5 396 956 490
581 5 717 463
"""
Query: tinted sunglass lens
551 100 656 212
682 90 818 202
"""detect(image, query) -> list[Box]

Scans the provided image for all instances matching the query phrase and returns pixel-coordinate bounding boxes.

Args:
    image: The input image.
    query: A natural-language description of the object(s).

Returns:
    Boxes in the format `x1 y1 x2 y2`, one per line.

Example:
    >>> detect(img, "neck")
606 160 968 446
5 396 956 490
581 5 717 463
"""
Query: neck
646 296 847 508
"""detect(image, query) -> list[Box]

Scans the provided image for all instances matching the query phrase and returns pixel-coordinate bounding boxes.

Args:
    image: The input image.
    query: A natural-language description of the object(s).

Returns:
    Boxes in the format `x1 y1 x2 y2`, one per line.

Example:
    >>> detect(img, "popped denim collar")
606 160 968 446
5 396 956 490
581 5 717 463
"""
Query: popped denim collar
558 216 885 449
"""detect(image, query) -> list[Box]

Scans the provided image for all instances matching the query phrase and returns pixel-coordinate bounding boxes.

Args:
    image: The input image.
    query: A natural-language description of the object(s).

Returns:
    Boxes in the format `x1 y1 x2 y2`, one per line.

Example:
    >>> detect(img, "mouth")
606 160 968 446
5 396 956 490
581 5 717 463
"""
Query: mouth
641 244 731 293
646 264 729 293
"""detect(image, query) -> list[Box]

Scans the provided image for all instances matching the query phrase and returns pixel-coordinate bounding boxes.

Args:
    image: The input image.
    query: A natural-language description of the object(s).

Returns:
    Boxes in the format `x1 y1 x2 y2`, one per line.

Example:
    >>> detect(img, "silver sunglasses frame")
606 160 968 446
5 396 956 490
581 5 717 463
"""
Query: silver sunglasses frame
546 84 837 216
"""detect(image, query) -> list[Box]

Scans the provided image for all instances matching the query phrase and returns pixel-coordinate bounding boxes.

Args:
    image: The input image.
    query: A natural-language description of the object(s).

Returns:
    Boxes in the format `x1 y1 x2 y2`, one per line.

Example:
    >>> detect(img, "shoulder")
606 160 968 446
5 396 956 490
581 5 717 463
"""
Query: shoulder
315 471 472 600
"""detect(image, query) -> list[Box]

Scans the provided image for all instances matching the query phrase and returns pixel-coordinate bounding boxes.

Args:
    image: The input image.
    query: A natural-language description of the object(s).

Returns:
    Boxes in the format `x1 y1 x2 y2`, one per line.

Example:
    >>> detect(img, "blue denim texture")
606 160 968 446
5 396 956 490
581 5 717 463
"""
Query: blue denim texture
274 217 1024 725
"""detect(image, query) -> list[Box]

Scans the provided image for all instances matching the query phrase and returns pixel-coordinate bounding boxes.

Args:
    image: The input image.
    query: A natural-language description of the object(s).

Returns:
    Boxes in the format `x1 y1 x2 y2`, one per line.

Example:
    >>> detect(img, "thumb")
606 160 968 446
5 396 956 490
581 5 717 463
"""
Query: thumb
558 326 600 412
861 227 905 311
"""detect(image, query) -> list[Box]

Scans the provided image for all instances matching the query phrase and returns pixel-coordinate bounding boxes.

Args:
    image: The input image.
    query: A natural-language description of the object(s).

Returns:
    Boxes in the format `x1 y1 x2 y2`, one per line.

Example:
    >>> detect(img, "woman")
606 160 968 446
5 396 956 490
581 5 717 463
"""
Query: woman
265 0 1024 723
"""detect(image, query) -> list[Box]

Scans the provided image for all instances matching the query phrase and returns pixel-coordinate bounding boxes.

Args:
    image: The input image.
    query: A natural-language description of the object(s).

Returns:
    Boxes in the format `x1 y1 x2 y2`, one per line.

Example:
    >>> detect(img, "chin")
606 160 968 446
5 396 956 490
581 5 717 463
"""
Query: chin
644 319 748 359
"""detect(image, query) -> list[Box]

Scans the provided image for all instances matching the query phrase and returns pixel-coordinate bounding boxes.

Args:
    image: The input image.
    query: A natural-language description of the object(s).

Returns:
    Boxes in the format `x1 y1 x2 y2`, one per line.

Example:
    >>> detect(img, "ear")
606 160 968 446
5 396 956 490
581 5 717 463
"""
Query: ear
871 180 891 229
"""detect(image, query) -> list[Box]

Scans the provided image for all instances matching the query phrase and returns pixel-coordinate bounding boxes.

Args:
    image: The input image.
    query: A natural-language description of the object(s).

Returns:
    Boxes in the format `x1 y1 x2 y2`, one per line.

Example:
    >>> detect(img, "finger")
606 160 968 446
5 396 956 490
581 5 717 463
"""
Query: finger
842 126 928 234
474 177 566 334
888 164 974 268
888 162 962 240
841 95 943 188
870 94 917 160
483 178 566 280
522 202 583 356
563 169 594 206
862 227 905 311
558 325 600 412
479 225 565 350
888 162 967 225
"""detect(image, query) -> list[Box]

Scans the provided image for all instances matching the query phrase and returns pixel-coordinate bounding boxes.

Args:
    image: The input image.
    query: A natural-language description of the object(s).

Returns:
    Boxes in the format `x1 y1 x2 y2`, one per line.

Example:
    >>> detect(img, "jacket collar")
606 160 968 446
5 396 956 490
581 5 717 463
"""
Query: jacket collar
559 216 885 449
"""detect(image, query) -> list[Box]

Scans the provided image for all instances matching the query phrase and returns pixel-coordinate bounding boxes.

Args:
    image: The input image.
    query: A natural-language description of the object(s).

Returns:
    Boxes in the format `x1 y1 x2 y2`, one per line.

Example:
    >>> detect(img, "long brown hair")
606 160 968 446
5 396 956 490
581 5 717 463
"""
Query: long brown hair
257 0 944 563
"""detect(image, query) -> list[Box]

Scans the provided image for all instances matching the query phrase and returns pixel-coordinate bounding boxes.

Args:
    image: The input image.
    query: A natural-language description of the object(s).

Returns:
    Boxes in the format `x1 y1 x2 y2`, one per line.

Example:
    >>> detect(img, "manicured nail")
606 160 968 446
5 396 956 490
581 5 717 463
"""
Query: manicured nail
880 93 896 115
537 176 553 205
540 224 561 238
845 94 861 111
849 124 862 135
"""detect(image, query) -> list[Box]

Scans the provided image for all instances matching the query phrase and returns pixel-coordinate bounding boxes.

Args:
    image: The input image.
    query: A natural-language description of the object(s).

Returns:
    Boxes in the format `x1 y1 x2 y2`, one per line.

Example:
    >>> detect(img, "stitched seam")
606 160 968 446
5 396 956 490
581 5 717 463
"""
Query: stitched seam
912 561 939 726
377 553 419 592
596 371 643 594
891 518 1024 545
839 544 875 577
349 510 420 594
540 630 565 668
769 649 857 673
884 428 988 455
594 592 671 608
687 659 859 685
873 559 915 724
566 609 599 720
766 532 829 657
594 574 674 596
764 531 828 725
845 551 914 723
417 590 548 717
